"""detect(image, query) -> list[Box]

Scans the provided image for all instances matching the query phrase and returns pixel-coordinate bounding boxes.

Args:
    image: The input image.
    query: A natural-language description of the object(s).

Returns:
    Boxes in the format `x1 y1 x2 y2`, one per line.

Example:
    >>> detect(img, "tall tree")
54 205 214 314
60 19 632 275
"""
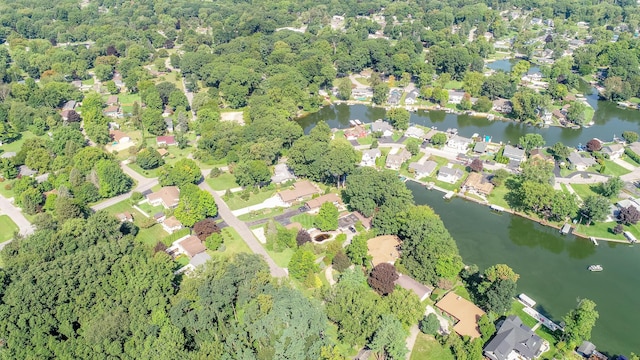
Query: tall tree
563 299 599 346
368 315 408 360
315 202 339 231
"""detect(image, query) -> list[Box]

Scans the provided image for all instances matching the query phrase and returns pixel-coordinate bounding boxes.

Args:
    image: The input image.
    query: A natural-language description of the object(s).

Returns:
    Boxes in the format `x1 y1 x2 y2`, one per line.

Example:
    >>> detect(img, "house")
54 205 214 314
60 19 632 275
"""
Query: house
447 135 473 152
162 216 183 234
395 274 432 302
103 105 122 118
576 341 596 358
483 315 545 360
115 212 133 222
106 95 119 105
62 100 76 111
424 129 440 143
503 145 526 164
568 152 597 171
473 142 488 154
153 212 166 222
492 99 513 114
176 235 206 258
435 292 486 338
552 109 567 122
405 89 420 105
405 126 425 139
437 166 464 184
305 193 342 213
448 90 466 104
409 160 437 178
18 165 37 177
602 144 625 159
271 163 296 184
278 180 320 205
385 149 411 170
616 198 640 213
463 172 494 195
387 92 400 105
109 130 130 144
146 186 180 208
156 136 176 146
371 120 394 137
164 118 174 133
360 148 381 167
344 125 367 140
113 72 124 88
529 149 554 164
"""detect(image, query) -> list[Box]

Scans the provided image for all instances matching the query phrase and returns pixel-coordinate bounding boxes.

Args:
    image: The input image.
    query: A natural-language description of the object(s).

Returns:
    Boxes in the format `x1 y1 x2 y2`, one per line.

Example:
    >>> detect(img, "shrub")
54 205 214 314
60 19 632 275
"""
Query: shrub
205 233 223 250
193 218 220 240
153 242 168 254
139 217 157 229
612 224 624 234
209 168 222 178
296 229 311 247
332 251 351 272
419 313 440 335
130 191 144 203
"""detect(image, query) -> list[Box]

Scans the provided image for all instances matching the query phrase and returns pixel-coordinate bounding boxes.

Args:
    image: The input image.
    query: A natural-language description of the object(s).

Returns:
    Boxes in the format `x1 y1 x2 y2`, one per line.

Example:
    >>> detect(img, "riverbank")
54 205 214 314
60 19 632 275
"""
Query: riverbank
407 178 631 245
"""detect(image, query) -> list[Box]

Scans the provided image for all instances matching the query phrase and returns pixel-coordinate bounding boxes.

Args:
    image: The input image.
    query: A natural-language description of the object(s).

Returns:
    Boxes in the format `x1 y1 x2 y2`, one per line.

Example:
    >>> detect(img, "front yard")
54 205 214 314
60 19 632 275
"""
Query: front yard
410 333 454 360
0 215 19 242
206 172 239 191
223 188 277 210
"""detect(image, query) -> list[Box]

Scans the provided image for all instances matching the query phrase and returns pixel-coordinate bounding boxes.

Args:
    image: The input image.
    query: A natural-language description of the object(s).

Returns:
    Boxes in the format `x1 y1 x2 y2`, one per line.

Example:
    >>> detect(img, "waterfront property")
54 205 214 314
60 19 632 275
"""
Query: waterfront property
360 148 381 167
568 151 597 171
483 315 546 360
371 120 394 137
271 163 296 184
601 144 625 159
462 172 494 196
277 180 320 205
437 166 464 184
409 160 437 178
435 292 486 339
503 145 526 164
385 148 411 170
446 135 473 152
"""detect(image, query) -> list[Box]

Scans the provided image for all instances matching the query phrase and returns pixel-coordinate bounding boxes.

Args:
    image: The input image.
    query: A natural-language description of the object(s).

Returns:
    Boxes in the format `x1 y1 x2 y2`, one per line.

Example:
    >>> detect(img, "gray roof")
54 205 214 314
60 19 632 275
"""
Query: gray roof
503 145 525 161
577 341 596 356
449 90 466 98
484 316 543 360
474 142 488 153
409 161 437 176
18 165 37 177
438 166 463 179
371 120 394 133
449 135 473 146
190 252 211 267
568 152 597 167
405 89 419 101
405 126 425 138
602 144 624 154
362 148 381 159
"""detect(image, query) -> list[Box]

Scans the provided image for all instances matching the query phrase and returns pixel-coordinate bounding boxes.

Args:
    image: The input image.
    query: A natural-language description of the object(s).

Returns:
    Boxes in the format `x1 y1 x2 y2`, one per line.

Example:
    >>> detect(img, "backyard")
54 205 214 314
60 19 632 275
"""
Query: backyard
223 188 277 210
206 172 239 191
410 334 454 360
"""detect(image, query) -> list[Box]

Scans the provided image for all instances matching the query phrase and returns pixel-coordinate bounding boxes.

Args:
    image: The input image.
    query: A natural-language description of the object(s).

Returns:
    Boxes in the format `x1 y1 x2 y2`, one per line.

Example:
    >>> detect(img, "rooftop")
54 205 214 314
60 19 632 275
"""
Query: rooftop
306 193 341 210
177 235 206 258
147 186 180 207
278 180 320 203
436 292 486 338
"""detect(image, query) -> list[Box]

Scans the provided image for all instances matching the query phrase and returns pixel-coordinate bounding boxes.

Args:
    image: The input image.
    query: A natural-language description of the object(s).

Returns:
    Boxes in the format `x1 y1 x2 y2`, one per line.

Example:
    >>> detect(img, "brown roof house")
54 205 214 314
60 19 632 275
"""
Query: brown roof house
462 172 494 196
385 149 412 170
146 186 180 209
278 181 320 205
109 130 130 144
175 235 206 258
106 95 119 105
103 105 122 118
436 291 486 339
344 125 367 140
161 216 183 234
305 193 342 213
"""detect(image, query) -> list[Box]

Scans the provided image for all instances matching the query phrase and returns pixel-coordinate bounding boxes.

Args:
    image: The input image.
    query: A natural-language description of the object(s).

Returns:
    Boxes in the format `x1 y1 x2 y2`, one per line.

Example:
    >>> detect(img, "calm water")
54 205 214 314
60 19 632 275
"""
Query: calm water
486 58 541 75
297 100 640 147
407 181 640 356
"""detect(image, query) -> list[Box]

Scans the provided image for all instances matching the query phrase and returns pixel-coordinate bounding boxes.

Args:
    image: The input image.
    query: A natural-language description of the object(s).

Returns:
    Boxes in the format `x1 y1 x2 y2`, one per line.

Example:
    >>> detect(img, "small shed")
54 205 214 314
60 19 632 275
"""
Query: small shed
560 223 571 235
576 341 596 357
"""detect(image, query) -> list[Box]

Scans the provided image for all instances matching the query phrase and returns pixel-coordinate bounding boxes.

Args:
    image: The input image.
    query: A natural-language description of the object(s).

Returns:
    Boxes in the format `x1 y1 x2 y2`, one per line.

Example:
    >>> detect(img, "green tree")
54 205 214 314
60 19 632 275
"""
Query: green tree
386 108 410 130
25 147 50 173
289 246 318 280
550 142 570 161
168 90 189 110
419 313 440 335
159 158 201 186
136 148 165 170
581 195 611 225
372 83 389 105
463 71 484 97
346 232 372 266
473 96 493 113
622 131 639 143
337 77 352 100
95 160 133 198
368 315 408 360
601 177 624 198
563 299 599 346
174 184 217 227
431 132 447 146
566 101 587 125
478 314 496 341
142 109 166 136
234 160 271 187
518 133 545 153
315 202 339 231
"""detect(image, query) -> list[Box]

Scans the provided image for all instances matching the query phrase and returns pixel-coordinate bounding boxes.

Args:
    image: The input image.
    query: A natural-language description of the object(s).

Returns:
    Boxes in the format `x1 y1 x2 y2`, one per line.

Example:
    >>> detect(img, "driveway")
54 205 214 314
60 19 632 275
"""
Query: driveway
245 207 304 228
0 194 33 237
231 195 287 216
199 181 287 278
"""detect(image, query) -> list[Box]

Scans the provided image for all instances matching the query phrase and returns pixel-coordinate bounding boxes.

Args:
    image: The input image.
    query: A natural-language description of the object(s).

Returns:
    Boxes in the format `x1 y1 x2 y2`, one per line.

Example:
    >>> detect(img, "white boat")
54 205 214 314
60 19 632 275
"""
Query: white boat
443 191 455 200
590 237 599 246
588 265 603 272
490 204 505 212
349 120 357 126
354 119 362 125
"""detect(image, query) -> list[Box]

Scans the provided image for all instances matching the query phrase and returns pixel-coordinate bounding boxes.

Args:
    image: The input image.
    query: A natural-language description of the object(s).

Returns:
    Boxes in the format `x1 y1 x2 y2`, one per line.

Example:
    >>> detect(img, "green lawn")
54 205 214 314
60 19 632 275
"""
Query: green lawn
410 333 454 360
82 77 94 85
137 224 170 247
211 227 252 258
601 160 631 177
622 155 640 167
570 183 600 201
290 213 317 229
127 163 161 179
487 184 511 209
509 301 539 328
0 131 43 154
223 189 277 210
206 172 239 191
136 202 166 216
266 247 295 268
0 215 19 242
237 207 286 222
103 200 172 246
357 135 374 145
444 80 463 90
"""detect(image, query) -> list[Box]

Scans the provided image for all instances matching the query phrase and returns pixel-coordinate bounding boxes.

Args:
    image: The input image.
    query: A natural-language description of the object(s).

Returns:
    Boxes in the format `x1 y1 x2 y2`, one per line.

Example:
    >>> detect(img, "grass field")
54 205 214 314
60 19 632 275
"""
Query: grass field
224 189 277 210
487 184 511 209
237 207 286 222
0 215 19 242
206 172 239 191
410 333 454 360
570 183 600 202
127 163 162 179
210 227 252 258
290 213 317 229
266 247 295 268
601 160 632 177
103 200 171 246
0 131 43 154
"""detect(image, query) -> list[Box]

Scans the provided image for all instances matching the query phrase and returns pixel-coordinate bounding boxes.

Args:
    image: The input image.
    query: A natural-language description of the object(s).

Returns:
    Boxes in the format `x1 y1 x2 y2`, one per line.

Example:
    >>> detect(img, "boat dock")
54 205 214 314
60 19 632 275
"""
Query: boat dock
590 237 599 246
490 204 505 212
443 191 455 200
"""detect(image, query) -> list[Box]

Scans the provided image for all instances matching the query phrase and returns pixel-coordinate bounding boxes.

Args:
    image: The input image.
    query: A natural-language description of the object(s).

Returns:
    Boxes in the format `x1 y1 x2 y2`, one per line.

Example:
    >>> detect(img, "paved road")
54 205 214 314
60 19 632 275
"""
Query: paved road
0 194 34 237
199 181 287 278
91 163 158 211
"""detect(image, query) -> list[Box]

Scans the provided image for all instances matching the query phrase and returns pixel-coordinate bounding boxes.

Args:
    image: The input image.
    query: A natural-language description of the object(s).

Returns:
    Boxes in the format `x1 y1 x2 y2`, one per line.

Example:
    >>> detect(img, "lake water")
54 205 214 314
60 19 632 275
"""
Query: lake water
407 181 640 356
297 101 640 147
486 58 542 75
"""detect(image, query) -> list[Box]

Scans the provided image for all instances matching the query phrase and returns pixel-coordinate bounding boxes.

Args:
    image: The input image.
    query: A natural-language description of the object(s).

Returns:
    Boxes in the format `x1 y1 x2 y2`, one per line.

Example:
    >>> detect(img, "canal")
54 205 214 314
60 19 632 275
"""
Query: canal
407 181 640 355
297 100 640 148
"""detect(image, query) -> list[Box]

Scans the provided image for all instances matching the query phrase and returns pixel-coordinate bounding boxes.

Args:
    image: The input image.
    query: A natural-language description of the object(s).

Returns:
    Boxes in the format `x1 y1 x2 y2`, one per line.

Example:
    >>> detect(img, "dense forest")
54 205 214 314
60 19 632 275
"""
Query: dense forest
0 0 631 357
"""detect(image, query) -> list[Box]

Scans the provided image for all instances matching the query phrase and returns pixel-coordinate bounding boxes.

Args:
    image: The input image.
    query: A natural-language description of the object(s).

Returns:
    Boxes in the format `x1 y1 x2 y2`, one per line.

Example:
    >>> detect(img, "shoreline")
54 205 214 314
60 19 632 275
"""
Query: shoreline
407 179 631 245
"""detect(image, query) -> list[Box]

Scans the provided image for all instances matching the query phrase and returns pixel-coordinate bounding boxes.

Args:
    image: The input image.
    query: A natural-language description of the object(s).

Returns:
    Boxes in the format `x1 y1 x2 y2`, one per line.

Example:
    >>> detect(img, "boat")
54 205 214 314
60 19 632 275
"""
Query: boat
588 265 603 272
354 119 362 125
490 204 505 212
590 237 599 246
349 120 357 126
443 191 455 200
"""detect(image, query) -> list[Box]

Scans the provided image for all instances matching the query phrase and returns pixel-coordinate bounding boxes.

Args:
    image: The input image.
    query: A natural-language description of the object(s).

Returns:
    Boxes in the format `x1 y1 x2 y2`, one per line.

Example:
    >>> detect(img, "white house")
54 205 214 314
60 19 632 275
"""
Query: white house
385 149 411 170
161 216 183 234
602 144 625 159
371 120 394 137
405 126 425 139
405 89 420 105
409 160 437 178
360 148 381 167
568 152 597 171
437 166 464 184
448 90 466 104
447 135 473 152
